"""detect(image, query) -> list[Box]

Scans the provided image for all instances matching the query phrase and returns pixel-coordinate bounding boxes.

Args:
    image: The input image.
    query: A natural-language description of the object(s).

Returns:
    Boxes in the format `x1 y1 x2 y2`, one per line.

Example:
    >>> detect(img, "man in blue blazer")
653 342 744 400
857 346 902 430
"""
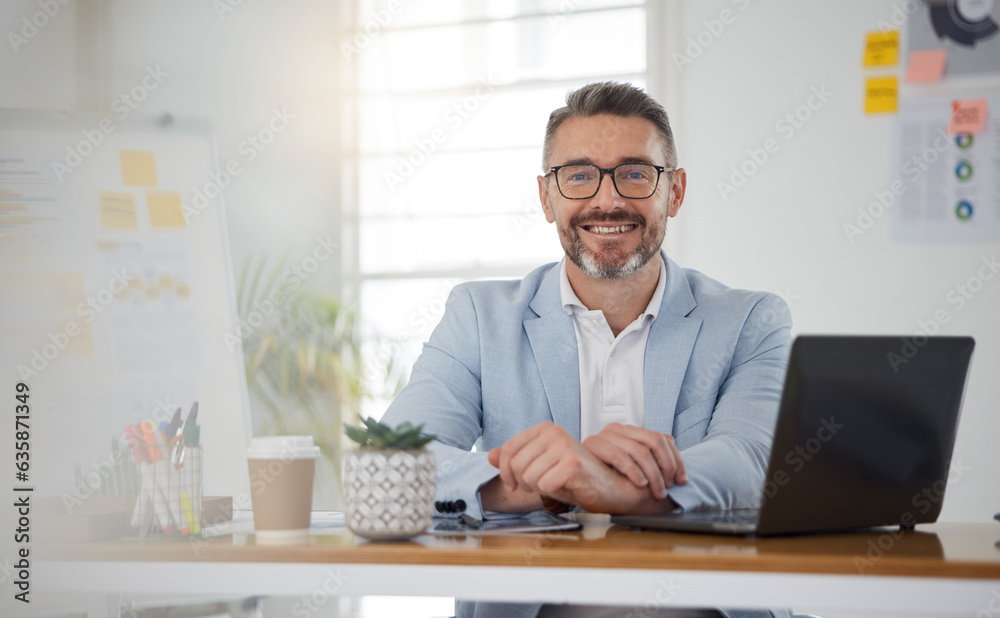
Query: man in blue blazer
382 82 792 618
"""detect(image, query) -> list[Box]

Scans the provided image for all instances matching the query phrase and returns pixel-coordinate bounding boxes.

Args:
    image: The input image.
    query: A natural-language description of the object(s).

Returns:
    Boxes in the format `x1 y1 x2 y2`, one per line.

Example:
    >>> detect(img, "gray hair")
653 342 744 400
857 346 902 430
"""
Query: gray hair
542 81 677 171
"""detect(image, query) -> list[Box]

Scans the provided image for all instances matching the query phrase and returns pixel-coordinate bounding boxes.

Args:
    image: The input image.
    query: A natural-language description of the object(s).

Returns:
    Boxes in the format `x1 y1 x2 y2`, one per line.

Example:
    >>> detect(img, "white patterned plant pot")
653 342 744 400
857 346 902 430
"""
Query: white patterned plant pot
344 448 436 540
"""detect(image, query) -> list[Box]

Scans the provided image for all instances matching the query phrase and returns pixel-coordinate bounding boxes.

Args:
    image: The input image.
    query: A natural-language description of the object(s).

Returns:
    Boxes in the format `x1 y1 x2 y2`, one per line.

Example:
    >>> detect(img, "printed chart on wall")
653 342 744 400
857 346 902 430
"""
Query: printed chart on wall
890 91 999 242
0 110 251 501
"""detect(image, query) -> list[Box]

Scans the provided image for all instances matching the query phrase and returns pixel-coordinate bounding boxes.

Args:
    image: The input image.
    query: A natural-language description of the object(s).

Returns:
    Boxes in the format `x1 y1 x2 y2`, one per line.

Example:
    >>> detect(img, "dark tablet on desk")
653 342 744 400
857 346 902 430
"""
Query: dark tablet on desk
427 510 581 535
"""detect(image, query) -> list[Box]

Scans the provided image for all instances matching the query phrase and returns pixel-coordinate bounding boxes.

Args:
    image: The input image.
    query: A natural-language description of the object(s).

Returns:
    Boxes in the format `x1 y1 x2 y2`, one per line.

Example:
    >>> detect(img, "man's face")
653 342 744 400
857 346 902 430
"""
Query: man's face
538 114 686 280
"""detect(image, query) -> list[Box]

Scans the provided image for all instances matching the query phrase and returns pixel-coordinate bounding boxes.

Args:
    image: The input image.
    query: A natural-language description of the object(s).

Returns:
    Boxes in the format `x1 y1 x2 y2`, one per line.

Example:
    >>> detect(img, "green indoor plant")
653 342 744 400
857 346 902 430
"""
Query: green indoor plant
237 253 405 510
343 417 436 540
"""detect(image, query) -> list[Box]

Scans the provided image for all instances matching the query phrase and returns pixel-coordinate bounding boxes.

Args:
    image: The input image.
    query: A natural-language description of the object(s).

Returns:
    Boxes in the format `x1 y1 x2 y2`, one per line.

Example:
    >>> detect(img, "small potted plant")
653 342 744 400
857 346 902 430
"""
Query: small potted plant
343 417 436 540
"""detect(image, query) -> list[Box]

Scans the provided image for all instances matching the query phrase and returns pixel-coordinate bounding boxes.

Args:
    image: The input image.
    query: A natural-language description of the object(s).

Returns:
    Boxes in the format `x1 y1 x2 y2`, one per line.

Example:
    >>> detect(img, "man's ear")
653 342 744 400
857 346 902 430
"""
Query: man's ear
538 175 556 223
667 168 687 218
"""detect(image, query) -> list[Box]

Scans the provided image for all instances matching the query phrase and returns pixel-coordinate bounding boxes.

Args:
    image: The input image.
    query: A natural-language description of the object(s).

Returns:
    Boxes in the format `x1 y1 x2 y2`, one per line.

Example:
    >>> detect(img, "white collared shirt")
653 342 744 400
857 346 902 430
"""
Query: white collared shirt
559 255 667 440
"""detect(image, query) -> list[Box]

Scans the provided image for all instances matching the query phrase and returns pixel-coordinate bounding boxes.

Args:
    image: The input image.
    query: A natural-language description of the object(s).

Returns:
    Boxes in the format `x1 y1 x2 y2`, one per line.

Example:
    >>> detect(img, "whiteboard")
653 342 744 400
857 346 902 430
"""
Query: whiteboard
0 109 252 505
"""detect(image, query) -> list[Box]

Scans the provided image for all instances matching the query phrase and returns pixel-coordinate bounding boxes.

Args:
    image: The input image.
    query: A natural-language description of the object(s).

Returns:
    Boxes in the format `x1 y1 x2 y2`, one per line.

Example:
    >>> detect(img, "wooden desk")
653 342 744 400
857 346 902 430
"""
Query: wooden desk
37 514 1000 617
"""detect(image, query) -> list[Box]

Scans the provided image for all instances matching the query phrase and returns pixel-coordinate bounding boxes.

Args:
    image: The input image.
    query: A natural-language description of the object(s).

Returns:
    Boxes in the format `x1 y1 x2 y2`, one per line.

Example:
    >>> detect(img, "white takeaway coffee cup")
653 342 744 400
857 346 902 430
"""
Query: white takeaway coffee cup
246 436 319 543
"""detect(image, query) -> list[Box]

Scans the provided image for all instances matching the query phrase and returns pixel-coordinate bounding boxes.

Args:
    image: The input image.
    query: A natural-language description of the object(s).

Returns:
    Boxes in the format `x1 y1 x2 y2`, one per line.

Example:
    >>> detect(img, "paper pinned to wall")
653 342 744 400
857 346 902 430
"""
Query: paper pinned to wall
949 98 989 135
890 92 1000 242
865 77 899 114
120 150 159 186
864 30 900 67
905 49 947 83
147 190 186 228
99 191 138 229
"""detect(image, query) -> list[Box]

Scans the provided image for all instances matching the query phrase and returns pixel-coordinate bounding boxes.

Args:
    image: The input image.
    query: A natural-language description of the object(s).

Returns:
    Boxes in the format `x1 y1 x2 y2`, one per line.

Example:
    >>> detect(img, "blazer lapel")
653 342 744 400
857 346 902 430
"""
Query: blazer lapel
644 253 703 434
524 264 582 440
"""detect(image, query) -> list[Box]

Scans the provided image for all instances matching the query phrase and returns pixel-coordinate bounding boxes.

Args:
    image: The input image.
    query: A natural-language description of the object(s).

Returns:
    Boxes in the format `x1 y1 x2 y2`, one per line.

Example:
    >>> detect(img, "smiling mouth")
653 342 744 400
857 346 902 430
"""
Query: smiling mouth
581 224 638 235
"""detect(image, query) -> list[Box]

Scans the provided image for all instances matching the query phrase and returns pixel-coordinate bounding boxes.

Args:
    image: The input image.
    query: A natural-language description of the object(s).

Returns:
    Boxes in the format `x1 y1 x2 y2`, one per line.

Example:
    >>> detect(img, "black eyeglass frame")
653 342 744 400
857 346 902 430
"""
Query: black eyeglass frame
547 164 675 200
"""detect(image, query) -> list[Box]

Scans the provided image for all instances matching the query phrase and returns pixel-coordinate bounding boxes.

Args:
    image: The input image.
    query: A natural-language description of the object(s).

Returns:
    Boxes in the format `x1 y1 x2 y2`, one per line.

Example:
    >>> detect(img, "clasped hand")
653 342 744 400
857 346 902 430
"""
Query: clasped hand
486 421 687 514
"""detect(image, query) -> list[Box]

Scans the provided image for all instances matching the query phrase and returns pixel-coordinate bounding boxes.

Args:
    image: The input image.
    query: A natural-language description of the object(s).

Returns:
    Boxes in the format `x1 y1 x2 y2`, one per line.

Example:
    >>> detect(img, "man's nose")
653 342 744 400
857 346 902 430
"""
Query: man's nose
590 171 626 210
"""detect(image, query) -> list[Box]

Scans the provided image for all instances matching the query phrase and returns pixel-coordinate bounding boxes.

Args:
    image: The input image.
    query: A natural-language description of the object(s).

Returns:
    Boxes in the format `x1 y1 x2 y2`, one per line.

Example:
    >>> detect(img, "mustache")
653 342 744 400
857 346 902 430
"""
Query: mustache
570 212 645 228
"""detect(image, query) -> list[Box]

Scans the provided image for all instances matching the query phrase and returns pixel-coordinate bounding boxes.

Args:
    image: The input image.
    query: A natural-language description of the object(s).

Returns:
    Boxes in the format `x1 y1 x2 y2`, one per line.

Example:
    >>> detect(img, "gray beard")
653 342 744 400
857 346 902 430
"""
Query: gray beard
570 244 650 279
561 216 665 280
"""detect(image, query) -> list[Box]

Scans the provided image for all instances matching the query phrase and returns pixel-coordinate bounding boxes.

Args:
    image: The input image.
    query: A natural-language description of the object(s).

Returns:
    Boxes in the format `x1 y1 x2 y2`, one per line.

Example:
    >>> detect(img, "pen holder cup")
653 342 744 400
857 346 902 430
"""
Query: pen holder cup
130 444 203 537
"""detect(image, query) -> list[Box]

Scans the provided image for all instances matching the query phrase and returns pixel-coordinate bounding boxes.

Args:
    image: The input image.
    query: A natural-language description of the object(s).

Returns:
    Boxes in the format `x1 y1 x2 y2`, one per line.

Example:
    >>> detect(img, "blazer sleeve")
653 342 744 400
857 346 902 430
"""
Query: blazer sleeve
380 285 500 520
667 292 793 511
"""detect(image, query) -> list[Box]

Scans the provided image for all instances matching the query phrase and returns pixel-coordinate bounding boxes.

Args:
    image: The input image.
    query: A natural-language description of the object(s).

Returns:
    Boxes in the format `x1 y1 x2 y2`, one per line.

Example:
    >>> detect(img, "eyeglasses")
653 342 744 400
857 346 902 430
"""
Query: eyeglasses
548 163 673 200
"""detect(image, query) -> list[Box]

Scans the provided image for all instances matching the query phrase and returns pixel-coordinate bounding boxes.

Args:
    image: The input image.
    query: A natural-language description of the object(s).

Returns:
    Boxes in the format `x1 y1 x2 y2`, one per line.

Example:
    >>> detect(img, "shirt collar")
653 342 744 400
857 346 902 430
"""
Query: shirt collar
559 253 667 321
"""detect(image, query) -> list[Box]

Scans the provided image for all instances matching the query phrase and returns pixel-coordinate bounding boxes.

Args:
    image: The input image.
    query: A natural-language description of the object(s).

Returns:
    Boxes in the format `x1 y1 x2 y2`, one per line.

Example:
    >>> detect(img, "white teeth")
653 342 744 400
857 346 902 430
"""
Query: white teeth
587 224 636 234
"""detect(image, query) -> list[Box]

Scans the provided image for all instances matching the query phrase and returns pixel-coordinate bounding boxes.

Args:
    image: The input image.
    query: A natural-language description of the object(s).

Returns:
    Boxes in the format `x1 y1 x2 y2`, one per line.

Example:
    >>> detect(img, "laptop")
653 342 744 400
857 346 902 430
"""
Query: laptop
612 335 975 536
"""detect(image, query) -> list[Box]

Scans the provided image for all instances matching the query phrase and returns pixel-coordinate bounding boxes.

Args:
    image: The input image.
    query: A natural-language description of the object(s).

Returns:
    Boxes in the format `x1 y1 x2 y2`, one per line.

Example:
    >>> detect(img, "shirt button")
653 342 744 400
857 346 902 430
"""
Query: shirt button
589 320 597 329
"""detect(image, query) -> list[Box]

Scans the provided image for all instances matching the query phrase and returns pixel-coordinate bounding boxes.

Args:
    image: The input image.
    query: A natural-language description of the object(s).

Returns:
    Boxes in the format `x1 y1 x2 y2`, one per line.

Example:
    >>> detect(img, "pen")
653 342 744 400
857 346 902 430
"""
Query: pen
144 421 179 533
185 401 198 427
171 434 186 468
184 421 200 446
180 492 200 534
183 402 199 444
124 425 148 463
166 407 182 440
459 513 482 528
139 421 161 462
180 402 201 533
124 425 149 529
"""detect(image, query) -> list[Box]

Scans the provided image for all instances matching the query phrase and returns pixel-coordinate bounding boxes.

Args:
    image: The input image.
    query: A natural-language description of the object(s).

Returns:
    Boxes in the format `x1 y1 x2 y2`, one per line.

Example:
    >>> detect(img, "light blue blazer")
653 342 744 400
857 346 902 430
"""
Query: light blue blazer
383 250 792 517
381 251 793 618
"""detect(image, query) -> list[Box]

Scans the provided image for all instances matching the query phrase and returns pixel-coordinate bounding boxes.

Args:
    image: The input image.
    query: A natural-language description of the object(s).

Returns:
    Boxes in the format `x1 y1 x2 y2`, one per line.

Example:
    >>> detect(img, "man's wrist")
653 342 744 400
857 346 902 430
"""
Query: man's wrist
479 476 545 514
540 494 573 514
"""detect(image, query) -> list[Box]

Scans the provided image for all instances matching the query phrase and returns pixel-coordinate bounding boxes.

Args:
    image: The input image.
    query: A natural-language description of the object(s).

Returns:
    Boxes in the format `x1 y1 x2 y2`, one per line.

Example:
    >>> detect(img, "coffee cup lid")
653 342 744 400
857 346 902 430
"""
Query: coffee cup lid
247 435 320 459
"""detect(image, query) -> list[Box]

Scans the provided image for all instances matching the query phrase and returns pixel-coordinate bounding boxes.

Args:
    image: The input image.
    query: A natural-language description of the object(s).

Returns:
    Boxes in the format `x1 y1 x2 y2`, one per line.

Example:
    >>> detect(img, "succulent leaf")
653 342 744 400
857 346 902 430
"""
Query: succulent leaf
344 418 436 449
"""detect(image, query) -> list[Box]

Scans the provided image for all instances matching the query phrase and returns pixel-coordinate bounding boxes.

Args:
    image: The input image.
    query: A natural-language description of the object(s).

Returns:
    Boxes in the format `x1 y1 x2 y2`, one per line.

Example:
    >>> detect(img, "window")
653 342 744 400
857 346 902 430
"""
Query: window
342 0 648 419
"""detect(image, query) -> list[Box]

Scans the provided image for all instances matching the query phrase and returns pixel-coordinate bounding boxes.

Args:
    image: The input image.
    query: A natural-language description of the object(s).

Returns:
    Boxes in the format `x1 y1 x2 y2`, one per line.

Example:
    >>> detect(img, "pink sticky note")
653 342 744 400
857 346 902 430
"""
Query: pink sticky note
905 49 947 83
949 98 988 135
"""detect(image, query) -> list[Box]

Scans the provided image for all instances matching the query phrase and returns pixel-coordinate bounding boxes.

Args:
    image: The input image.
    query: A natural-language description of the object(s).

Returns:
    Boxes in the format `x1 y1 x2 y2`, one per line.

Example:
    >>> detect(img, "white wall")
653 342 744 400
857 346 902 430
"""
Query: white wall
0 0 78 109
671 0 999 522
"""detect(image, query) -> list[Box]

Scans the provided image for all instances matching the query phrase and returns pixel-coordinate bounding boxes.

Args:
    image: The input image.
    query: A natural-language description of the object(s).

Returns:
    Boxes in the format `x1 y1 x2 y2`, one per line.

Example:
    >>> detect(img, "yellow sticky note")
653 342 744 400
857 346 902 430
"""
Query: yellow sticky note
949 98 988 135
863 31 899 67
99 191 138 229
865 77 898 114
146 191 186 228
120 150 158 186
905 49 947 83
